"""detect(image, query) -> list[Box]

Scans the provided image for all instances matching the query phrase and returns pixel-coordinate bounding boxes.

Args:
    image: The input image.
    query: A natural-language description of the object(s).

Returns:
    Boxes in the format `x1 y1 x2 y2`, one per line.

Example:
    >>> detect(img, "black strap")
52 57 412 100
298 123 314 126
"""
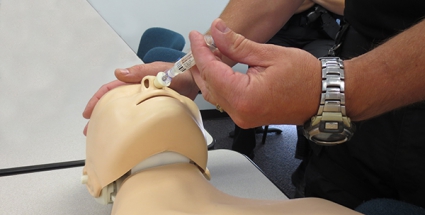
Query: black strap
328 23 350 56
321 12 340 40
306 5 341 40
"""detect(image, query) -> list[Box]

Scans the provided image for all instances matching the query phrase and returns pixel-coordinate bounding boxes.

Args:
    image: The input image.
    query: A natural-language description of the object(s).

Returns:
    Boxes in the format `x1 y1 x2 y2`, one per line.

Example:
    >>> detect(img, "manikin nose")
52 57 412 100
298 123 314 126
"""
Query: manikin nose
141 76 158 92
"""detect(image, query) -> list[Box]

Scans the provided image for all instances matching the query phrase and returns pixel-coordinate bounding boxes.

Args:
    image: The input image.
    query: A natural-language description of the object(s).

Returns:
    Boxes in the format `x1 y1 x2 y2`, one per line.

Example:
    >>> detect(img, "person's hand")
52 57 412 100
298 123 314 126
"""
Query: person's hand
82 61 200 135
190 18 322 128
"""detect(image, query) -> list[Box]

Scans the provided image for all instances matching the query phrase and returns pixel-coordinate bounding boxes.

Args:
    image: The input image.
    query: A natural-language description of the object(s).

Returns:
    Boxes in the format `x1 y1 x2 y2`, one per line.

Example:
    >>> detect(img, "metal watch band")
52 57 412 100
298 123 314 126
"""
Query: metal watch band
304 57 354 145
317 57 347 128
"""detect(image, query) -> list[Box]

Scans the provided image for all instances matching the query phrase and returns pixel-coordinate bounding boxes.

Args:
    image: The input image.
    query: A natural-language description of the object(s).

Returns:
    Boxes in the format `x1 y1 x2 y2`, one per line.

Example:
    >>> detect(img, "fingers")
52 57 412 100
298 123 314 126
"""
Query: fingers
190 19 271 116
83 61 198 121
190 31 252 123
82 80 128 119
209 18 274 67
191 18 301 128
83 63 162 120
84 61 196 118
189 31 231 105
83 62 178 135
115 62 173 83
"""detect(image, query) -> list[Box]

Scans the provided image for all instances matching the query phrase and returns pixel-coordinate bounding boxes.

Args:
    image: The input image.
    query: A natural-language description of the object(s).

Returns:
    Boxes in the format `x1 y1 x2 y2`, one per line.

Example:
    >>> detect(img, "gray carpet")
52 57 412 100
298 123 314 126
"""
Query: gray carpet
203 117 301 198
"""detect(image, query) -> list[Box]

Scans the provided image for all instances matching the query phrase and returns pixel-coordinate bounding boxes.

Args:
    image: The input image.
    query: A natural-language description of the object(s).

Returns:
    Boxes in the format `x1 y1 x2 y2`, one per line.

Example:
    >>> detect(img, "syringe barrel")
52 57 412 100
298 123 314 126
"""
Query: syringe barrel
168 51 194 78
156 35 217 88
168 35 216 77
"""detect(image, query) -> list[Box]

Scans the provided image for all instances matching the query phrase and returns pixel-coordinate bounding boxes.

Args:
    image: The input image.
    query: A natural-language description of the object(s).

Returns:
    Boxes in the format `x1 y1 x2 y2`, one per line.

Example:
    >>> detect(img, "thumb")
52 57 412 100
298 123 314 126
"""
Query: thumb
209 18 272 67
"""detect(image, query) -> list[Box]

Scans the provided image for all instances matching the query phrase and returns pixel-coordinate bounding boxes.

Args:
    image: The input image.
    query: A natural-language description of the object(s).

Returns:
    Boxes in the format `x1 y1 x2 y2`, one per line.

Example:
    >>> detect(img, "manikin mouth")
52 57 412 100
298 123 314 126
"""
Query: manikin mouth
136 95 174 106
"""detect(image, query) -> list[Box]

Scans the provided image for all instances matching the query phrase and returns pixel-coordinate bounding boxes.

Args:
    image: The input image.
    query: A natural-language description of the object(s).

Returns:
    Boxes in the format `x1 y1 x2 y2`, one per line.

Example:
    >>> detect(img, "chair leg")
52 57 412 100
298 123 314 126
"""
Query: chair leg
261 125 283 144
230 125 282 144
262 125 269 144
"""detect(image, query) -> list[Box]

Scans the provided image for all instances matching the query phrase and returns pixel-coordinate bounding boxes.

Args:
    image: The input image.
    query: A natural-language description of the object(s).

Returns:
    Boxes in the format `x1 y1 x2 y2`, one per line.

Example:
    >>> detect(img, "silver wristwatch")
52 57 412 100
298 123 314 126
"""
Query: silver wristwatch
303 57 355 145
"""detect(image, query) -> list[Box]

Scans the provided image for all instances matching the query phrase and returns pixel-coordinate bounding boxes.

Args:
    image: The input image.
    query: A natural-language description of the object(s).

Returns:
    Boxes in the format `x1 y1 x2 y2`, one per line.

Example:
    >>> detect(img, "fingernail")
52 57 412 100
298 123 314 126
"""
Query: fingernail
119 69 129 75
215 19 229 33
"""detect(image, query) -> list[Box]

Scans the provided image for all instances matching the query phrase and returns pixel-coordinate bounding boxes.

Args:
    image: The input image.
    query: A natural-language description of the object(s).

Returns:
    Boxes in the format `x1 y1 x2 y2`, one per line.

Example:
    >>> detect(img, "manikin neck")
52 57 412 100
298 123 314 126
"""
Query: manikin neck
103 152 191 205
130 151 190 175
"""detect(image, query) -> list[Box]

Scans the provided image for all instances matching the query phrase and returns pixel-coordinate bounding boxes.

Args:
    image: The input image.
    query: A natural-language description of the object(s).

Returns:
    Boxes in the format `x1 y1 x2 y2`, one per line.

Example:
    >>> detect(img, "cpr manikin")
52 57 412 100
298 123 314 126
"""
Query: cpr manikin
82 76 361 215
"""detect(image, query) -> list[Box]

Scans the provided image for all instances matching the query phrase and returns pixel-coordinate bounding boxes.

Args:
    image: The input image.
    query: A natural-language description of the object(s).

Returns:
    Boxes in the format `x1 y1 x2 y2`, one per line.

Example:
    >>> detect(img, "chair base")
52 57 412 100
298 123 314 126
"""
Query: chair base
228 126 282 144
261 126 282 144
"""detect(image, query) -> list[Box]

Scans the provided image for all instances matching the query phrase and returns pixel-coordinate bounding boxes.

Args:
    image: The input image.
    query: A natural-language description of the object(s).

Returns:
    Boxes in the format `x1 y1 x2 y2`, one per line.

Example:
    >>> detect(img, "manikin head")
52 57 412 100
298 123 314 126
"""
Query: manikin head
82 76 209 204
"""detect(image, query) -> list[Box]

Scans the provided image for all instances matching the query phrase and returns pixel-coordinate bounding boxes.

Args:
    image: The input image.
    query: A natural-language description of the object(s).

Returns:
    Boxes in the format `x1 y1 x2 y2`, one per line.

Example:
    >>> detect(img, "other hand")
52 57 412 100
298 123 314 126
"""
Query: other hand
82 61 200 135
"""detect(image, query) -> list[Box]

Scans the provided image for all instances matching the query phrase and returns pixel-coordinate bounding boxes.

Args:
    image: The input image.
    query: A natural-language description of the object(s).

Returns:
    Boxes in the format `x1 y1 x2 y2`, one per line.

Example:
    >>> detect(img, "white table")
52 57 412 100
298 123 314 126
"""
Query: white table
0 0 142 169
0 1 288 213
0 0 220 169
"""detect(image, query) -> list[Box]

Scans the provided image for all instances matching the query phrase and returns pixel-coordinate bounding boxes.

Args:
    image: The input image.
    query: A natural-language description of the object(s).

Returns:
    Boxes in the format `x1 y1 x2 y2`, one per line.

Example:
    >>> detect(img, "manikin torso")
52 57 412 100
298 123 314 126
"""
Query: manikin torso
83 76 361 215
113 157 361 215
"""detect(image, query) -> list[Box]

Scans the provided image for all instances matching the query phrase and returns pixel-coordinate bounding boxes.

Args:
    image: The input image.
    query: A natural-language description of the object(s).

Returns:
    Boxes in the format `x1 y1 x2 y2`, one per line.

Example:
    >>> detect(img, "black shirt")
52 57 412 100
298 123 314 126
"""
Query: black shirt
345 0 425 41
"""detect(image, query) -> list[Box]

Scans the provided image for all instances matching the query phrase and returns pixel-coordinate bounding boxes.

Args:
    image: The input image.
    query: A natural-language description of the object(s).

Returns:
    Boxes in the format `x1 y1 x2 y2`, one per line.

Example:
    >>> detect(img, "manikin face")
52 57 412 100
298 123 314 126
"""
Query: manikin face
83 76 208 198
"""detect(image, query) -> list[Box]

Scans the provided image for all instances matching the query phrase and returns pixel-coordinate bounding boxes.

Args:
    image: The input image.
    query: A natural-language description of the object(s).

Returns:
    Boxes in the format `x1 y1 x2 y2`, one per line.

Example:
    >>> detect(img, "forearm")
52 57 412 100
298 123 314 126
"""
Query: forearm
344 19 425 121
312 0 344 15
295 0 315 14
218 0 303 43
208 0 304 66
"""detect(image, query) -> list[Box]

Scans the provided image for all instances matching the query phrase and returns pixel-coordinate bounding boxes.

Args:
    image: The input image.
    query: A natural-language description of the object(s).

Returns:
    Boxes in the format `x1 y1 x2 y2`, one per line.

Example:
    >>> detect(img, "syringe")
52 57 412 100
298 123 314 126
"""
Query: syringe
153 35 217 88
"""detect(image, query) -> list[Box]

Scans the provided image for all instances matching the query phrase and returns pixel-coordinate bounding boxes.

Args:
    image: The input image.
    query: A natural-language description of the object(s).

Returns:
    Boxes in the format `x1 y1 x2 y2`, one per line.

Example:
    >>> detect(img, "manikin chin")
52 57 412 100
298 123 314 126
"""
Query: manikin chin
82 76 361 215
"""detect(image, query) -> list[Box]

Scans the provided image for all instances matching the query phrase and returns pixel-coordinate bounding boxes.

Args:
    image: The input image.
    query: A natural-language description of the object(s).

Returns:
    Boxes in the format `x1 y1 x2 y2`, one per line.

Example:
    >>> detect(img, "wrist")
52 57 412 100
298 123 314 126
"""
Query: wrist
303 57 355 145
342 57 365 121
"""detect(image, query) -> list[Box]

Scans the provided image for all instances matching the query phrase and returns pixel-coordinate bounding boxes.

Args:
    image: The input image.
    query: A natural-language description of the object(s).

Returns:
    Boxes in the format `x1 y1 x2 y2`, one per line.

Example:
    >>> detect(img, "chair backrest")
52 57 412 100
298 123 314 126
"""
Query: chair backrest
137 27 185 60
143 47 186 63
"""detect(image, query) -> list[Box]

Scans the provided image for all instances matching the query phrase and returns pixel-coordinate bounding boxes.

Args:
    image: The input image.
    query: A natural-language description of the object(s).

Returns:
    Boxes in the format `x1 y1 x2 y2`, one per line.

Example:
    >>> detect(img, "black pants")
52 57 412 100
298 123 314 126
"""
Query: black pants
294 25 425 209
232 9 336 157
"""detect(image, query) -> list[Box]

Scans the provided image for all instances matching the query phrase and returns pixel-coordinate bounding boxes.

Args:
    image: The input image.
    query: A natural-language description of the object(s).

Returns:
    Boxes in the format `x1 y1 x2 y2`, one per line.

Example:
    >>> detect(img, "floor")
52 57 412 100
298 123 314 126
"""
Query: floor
203 116 301 198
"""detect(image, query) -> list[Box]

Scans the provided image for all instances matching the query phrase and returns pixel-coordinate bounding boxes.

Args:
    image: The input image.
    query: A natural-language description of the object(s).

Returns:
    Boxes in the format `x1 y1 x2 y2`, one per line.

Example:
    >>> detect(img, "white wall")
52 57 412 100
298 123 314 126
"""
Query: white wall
87 0 248 110
87 0 227 52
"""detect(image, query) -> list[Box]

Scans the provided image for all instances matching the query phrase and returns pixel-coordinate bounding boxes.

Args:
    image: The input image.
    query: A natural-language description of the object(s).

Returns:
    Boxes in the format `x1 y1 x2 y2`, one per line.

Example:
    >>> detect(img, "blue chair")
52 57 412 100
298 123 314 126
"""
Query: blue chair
143 47 186 63
136 27 186 63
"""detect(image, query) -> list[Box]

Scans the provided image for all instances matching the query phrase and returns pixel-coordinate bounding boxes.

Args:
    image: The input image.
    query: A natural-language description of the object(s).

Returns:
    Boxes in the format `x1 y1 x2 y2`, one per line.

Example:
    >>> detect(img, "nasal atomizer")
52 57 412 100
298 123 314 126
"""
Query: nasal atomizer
153 35 217 88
